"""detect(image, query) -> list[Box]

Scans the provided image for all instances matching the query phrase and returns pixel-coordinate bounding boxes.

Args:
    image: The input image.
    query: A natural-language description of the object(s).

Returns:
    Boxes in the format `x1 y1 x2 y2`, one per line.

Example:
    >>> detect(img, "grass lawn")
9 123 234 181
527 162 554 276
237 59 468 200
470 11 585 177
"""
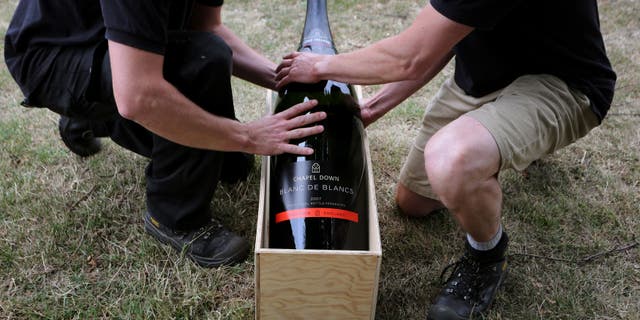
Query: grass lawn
1 0 638 319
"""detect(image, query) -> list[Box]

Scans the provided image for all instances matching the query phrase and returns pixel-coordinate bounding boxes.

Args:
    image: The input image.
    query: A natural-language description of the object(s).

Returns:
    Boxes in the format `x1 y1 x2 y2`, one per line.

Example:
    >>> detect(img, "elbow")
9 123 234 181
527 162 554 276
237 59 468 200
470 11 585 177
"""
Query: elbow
114 89 155 121
396 46 441 81
402 58 428 81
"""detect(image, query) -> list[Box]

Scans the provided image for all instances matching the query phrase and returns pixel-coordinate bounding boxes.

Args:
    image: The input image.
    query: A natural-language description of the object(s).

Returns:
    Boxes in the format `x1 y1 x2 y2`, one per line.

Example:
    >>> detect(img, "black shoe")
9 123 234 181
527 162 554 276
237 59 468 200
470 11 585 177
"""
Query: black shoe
219 152 255 184
427 254 508 320
143 212 250 267
58 116 101 157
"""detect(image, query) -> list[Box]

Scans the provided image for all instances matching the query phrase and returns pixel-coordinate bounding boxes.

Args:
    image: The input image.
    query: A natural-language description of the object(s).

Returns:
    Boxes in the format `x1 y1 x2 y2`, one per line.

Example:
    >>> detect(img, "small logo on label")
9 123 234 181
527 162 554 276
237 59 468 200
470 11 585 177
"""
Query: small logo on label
312 162 320 174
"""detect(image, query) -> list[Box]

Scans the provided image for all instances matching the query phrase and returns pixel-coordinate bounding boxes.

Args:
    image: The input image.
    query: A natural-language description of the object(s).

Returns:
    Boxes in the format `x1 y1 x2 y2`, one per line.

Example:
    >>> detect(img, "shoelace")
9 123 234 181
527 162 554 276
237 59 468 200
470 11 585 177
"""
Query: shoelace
439 256 481 302
167 219 225 243
195 219 225 241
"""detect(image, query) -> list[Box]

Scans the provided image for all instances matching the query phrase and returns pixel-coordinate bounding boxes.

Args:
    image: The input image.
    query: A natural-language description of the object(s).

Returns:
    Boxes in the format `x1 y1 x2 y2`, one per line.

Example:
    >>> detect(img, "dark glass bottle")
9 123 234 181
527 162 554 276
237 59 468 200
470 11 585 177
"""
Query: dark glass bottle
269 0 369 250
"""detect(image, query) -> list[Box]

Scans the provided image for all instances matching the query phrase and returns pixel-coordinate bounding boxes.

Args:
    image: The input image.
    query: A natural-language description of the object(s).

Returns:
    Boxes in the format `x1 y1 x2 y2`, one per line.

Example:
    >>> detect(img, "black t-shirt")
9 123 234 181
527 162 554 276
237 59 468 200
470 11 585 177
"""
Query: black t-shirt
430 0 616 121
4 0 223 95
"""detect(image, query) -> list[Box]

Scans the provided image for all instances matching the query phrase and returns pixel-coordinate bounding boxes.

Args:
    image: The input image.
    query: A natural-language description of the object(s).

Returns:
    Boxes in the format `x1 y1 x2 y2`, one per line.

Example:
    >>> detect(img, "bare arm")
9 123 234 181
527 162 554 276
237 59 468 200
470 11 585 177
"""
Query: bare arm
360 51 454 126
109 41 325 155
276 4 472 87
190 5 277 90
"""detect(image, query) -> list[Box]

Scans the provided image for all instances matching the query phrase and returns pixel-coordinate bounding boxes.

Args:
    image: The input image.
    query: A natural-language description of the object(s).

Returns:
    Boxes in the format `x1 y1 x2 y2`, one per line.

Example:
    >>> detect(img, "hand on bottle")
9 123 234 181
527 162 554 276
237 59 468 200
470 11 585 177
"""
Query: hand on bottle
275 52 324 89
245 99 326 155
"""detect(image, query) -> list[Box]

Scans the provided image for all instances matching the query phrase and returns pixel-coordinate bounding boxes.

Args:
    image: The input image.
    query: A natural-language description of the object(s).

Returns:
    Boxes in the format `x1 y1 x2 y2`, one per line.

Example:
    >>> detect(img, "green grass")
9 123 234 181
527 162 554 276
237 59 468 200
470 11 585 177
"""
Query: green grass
1 0 639 319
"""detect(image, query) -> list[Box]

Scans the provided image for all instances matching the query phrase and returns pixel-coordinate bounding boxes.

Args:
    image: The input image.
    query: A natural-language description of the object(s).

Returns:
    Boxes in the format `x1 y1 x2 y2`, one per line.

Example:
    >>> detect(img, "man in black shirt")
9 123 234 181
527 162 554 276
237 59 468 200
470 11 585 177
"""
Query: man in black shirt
5 0 326 268
276 0 615 318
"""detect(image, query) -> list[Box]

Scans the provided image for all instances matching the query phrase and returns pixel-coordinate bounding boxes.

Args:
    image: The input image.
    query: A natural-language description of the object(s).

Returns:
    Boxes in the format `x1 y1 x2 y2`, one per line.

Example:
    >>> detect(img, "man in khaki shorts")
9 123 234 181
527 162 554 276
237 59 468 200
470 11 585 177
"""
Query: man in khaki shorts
275 0 616 318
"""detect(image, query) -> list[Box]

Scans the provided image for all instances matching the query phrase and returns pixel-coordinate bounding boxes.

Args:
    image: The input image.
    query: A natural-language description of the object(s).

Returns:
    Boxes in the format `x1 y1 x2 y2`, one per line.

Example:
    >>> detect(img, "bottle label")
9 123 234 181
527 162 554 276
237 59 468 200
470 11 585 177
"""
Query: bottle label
273 160 359 223
275 208 357 223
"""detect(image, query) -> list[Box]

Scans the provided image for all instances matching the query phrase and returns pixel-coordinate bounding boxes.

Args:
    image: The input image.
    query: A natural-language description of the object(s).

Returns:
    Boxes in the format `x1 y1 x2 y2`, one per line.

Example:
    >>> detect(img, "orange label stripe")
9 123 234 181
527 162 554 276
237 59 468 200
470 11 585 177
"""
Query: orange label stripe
275 208 359 223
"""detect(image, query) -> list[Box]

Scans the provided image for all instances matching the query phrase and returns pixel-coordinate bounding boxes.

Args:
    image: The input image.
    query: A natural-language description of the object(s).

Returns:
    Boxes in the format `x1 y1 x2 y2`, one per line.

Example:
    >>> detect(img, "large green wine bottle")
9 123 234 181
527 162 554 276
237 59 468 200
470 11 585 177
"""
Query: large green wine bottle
269 0 369 250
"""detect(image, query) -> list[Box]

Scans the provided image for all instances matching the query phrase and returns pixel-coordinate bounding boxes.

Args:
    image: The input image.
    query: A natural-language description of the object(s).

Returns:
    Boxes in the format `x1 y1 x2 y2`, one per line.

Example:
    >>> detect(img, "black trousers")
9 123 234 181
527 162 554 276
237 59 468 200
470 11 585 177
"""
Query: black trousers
14 32 236 230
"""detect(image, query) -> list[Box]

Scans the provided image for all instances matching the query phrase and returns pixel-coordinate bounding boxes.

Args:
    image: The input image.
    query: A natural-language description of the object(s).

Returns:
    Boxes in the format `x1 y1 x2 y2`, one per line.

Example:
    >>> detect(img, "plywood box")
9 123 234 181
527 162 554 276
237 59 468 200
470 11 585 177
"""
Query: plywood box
255 88 382 320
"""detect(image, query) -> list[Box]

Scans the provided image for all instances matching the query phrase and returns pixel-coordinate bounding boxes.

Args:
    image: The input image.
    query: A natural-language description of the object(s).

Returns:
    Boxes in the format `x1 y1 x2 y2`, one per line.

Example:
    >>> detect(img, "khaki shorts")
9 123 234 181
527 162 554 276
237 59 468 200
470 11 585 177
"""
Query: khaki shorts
399 74 599 200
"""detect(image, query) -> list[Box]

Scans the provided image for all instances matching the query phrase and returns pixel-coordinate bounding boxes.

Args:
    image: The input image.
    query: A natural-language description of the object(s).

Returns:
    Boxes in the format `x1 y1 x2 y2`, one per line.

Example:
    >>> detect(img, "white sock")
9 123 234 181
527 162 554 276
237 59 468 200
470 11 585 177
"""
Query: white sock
467 224 503 251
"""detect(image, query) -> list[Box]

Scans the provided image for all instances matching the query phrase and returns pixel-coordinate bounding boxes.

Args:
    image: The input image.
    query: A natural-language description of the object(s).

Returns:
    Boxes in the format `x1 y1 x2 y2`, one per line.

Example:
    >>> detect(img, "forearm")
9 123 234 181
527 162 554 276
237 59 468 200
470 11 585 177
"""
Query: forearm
312 4 469 85
366 80 429 118
120 77 326 156
213 24 277 90
364 51 454 120
129 80 250 152
317 38 421 85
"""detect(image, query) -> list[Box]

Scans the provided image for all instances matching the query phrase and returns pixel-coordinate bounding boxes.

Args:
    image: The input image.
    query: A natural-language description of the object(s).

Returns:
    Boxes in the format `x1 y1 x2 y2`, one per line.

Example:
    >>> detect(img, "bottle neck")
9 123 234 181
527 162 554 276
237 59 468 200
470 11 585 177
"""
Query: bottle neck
299 0 336 55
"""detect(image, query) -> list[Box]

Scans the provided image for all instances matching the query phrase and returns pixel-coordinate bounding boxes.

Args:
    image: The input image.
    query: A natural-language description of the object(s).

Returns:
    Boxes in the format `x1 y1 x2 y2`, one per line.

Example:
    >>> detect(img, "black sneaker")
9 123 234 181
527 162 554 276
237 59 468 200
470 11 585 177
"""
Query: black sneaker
59 116 101 157
219 152 255 184
427 254 508 320
143 212 250 267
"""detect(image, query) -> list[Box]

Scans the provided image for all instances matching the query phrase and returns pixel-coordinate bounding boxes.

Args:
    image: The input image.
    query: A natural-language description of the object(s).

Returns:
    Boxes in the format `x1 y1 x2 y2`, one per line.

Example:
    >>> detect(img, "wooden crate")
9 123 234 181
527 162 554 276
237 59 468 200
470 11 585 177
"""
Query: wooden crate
255 88 382 320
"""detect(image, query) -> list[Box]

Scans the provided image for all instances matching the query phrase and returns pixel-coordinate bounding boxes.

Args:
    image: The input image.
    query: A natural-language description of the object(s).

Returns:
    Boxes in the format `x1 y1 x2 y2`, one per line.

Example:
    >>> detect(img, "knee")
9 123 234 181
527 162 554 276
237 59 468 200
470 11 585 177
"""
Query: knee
168 32 233 82
193 33 233 78
167 32 235 116
424 136 476 206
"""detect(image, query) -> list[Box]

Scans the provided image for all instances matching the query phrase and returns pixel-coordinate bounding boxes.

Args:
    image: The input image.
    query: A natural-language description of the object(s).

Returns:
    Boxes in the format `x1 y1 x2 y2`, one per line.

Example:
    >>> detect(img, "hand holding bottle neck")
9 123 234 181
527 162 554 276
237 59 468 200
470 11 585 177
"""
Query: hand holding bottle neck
275 52 333 89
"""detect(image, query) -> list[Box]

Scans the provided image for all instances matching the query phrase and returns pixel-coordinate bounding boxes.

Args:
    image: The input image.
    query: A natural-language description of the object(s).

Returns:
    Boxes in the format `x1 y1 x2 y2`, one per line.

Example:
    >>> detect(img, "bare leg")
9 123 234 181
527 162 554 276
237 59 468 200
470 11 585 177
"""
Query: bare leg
424 115 502 242
395 183 444 217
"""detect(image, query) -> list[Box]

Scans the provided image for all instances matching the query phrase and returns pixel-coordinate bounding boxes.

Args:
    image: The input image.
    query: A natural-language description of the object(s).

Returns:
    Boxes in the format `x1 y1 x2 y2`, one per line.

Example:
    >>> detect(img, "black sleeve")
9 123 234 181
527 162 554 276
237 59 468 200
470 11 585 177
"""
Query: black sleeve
430 0 524 29
100 0 173 54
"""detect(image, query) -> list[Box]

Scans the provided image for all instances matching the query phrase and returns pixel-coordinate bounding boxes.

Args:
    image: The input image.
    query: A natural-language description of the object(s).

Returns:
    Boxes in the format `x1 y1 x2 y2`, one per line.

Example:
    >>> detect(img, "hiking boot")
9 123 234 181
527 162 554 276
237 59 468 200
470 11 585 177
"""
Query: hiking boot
144 212 250 267
58 116 101 157
427 254 508 320
219 152 255 184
